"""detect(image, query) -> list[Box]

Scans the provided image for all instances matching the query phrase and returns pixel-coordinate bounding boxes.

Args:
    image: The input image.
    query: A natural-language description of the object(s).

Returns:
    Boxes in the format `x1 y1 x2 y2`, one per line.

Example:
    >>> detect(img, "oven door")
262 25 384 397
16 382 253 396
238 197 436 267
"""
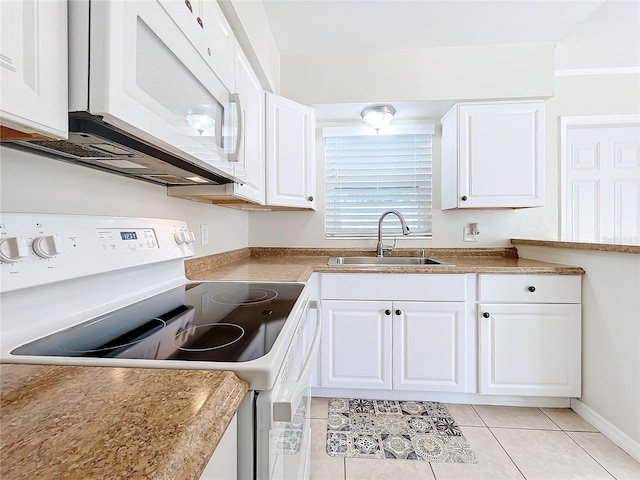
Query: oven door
256 300 321 480
85 0 242 177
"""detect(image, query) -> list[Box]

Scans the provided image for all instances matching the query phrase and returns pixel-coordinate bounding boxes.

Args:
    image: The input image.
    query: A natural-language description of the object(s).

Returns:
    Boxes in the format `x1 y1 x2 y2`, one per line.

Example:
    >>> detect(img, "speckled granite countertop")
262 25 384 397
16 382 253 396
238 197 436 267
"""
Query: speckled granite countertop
186 247 584 282
511 238 640 254
0 364 247 480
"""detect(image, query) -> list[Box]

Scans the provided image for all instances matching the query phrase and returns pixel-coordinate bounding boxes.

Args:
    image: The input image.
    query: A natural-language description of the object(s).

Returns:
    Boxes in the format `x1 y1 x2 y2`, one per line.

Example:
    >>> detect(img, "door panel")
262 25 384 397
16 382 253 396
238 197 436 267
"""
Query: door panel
320 300 392 389
564 119 640 243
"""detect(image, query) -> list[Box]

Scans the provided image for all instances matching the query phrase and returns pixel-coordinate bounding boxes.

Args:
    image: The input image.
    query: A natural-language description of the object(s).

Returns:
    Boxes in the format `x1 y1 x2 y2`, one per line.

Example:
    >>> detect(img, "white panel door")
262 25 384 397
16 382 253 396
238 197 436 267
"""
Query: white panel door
265 92 316 209
478 303 581 397
320 300 392 390
0 0 67 139
393 302 467 392
563 119 640 244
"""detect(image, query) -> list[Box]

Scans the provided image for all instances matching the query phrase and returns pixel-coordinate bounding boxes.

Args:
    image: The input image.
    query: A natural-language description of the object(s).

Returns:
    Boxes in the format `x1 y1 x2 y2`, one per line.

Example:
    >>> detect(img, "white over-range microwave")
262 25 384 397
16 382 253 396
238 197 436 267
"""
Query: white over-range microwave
6 0 243 186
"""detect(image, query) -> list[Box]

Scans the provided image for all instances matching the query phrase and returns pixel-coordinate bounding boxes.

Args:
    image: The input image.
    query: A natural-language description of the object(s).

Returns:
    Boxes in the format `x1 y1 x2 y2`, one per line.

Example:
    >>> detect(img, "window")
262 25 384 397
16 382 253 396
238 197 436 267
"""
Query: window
323 125 433 238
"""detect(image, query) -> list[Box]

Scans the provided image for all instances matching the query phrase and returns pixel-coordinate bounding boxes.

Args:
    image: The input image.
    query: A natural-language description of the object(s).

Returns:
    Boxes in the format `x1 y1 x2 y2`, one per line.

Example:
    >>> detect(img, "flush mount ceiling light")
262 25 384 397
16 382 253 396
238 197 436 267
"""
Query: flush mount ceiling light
361 105 396 131
185 110 215 135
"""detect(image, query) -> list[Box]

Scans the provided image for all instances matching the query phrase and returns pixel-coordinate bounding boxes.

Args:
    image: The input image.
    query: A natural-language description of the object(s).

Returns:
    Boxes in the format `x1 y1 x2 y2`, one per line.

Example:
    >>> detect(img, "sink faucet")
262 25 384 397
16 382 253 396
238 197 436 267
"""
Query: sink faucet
376 210 410 257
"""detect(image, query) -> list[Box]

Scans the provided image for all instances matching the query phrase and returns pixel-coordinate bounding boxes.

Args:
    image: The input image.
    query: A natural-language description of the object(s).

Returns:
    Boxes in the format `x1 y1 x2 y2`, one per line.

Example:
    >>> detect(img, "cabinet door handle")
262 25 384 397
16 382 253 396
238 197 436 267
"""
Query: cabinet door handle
184 0 193 12
308 196 314 202
384 309 391 315
528 286 536 292
395 309 402 316
483 312 490 318
461 195 468 201
197 16 204 28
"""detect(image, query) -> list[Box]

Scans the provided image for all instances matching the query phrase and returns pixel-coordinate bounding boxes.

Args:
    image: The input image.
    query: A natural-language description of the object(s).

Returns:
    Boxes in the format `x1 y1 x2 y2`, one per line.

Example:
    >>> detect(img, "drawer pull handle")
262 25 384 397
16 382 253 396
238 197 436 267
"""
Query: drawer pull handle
528 286 536 292
395 309 402 316
483 312 490 318
385 309 391 315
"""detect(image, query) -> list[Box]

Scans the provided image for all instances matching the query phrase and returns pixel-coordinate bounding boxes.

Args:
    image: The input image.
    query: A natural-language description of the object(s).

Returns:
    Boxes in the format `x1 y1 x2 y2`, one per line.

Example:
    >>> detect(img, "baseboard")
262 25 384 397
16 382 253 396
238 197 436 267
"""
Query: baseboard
571 398 640 463
311 387 570 408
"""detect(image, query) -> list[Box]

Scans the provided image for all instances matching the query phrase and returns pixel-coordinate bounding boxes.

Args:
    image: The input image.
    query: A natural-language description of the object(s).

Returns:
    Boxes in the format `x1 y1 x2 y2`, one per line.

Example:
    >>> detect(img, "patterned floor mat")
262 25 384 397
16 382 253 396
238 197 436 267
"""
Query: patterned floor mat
326 398 478 463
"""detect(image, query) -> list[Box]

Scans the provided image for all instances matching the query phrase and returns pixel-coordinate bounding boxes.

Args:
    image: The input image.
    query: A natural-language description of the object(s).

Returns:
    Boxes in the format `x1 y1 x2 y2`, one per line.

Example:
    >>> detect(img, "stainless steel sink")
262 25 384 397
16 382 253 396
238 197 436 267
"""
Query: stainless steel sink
327 256 454 266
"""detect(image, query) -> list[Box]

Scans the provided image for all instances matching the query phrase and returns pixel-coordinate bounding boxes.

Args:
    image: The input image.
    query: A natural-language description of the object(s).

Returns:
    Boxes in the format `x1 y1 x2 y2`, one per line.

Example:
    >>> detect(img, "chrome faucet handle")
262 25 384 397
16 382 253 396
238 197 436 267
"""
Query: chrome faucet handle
419 247 425 258
383 237 397 252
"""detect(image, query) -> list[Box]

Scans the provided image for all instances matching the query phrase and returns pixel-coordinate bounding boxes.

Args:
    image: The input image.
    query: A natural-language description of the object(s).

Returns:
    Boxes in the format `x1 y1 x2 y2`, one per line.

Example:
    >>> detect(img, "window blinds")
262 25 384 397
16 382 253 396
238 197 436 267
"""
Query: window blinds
324 125 433 238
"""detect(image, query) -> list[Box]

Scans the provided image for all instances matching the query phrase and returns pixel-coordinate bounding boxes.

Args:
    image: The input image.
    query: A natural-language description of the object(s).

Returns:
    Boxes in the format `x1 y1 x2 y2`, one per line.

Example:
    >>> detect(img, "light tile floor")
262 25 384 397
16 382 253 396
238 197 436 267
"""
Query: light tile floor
309 398 640 480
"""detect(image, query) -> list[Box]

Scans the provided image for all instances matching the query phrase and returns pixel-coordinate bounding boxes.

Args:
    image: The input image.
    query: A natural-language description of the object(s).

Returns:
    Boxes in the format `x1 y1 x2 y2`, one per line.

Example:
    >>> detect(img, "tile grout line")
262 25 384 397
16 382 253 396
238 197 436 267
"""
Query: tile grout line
538 406 618 479
485 426 528 480
561 431 619 480
428 460 437 479
471 404 527 479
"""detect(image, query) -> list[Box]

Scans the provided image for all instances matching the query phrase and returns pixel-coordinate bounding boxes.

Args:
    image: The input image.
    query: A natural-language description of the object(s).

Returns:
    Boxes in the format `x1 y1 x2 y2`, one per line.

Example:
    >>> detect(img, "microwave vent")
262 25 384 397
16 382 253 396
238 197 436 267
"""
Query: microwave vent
21 140 121 159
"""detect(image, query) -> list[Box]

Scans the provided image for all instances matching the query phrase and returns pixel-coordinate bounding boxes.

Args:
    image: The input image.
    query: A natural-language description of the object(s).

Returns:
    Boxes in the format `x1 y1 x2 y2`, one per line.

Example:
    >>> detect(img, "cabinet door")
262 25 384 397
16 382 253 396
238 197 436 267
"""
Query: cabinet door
265 92 316 209
479 303 581 397
321 300 392 390
393 302 467 392
442 101 544 209
199 0 235 91
233 46 265 204
0 0 67 139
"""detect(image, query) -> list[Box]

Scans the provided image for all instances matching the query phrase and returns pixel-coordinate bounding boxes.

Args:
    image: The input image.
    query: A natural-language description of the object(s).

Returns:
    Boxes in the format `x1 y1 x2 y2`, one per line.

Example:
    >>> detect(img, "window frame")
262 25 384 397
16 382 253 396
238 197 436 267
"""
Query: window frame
323 124 434 240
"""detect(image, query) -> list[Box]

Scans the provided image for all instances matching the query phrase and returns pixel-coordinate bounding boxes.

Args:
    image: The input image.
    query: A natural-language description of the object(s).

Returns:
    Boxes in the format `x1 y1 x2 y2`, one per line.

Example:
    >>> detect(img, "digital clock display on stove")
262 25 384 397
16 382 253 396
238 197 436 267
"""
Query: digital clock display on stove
120 232 138 241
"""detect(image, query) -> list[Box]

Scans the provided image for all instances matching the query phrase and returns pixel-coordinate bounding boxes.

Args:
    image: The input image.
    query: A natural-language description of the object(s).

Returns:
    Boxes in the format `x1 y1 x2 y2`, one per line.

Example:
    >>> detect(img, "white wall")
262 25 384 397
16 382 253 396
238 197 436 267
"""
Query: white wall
0 147 249 257
280 43 555 105
516 244 640 452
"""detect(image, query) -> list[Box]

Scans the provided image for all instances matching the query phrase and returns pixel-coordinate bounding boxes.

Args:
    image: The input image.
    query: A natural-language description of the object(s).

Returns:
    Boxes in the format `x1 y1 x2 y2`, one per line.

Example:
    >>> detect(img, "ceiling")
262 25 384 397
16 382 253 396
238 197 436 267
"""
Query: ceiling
261 0 610 122
262 0 608 56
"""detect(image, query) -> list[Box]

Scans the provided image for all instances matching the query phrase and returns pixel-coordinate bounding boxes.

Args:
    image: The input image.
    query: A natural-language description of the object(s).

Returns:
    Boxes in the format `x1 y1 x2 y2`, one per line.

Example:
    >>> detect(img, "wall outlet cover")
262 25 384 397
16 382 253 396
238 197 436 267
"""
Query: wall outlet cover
463 226 479 242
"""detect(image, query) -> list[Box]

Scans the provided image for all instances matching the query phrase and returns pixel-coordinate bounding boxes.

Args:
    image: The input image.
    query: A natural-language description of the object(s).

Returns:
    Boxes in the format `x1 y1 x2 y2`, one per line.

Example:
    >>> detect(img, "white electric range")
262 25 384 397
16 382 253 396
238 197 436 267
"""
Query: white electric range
0 213 319 480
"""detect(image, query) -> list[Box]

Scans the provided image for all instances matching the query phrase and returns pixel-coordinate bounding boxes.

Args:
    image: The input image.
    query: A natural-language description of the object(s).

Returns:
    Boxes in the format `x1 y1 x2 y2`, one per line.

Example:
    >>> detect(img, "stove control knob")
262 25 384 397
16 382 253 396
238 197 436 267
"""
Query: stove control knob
187 231 196 243
174 232 188 244
33 235 63 258
0 236 29 263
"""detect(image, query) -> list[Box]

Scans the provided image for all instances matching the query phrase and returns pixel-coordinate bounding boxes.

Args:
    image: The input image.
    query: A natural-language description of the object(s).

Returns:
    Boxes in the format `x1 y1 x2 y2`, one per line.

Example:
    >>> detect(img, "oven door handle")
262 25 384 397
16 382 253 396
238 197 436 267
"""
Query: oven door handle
272 300 322 423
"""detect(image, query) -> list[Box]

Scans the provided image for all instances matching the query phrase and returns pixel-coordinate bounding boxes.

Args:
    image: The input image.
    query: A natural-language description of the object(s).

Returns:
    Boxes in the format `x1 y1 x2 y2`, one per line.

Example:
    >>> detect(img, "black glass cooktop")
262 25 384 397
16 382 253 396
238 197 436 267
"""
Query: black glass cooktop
12 282 305 362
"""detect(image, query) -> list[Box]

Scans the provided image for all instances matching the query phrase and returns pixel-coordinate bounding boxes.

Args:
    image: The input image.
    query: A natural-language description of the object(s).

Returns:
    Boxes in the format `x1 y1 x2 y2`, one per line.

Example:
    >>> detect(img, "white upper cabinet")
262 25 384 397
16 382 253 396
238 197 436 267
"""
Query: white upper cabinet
265 92 317 210
441 101 544 209
231 43 265 204
196 0 235 91
0 0 67 139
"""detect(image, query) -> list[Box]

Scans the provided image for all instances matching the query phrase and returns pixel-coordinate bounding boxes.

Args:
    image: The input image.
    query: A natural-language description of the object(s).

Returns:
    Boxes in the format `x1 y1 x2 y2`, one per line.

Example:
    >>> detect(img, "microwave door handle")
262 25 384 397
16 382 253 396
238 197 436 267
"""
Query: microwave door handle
272 300 322 423
228 93 243 162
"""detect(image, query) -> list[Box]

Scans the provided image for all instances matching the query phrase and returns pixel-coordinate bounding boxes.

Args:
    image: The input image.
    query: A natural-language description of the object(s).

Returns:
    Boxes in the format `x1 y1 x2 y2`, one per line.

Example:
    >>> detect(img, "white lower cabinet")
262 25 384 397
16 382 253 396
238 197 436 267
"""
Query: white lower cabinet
478 274 582 397
478 303 581 397
393 301 467 392
321 300 392 390
319 273 472 394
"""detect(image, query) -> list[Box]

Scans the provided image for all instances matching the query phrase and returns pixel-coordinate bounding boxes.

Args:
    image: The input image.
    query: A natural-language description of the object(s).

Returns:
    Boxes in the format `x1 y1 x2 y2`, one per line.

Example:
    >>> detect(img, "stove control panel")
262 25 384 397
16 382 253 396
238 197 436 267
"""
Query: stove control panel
0 213 195 293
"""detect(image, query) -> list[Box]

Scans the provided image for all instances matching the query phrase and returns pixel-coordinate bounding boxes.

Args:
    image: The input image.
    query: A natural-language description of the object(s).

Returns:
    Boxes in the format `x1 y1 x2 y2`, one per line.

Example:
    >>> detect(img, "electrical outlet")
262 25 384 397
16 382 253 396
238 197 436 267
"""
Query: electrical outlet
463 227 479 242
200 224 209 246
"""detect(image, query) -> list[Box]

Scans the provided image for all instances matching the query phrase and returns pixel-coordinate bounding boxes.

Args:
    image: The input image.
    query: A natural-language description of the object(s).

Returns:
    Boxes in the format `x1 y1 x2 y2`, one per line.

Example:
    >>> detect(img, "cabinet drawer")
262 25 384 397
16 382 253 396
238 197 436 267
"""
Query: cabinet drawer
479 274 581 304
321 274 467 301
